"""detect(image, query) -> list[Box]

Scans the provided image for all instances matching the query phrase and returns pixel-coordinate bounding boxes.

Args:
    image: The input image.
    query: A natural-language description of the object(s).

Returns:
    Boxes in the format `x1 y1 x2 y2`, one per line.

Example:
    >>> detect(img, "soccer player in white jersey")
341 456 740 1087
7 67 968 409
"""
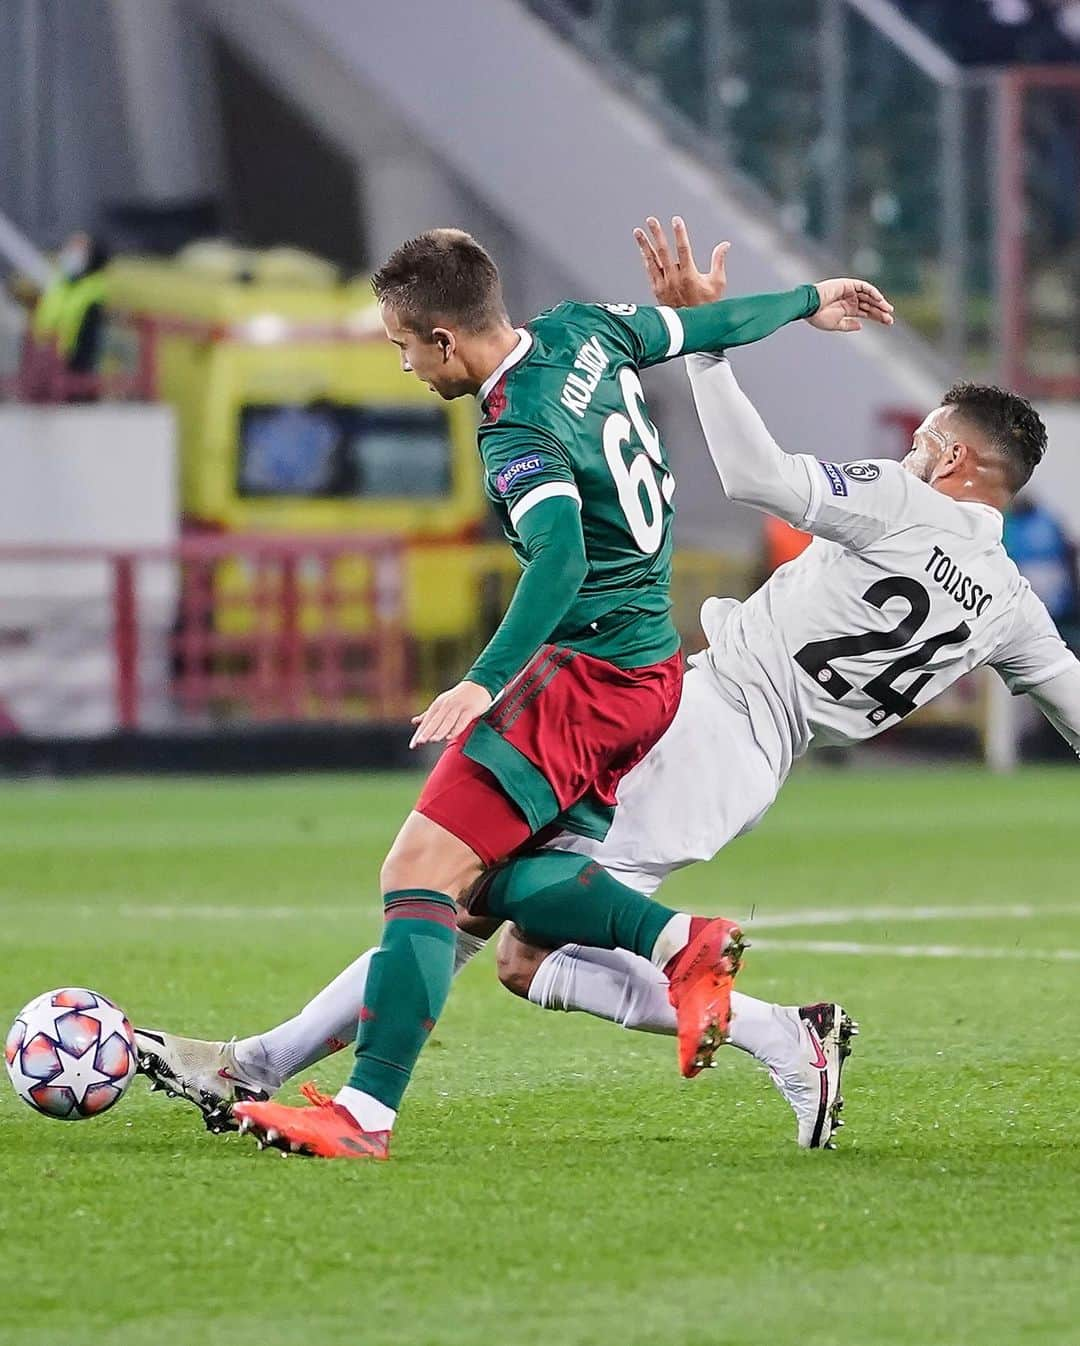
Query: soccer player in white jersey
487 219 1080 1142
135 220 1080 1152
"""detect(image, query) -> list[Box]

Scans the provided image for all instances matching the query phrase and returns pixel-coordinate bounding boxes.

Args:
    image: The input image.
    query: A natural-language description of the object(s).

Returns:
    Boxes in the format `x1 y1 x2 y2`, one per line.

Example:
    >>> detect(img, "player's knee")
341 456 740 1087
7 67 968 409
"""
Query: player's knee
378 846 411 894
380 812 482 898
495 924 550 999
378 838 416 894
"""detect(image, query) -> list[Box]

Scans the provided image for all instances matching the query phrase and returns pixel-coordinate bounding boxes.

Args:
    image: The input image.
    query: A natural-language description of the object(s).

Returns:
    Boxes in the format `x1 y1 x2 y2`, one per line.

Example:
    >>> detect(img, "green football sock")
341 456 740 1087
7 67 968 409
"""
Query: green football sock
347 889 458 1111
481 851 677 960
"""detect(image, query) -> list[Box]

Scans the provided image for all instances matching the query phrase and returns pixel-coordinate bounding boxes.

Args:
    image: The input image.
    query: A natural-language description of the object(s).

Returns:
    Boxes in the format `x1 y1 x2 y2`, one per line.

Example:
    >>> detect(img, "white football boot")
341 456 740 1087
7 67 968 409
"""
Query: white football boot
134 1029 272 1134
766 1003 858 1149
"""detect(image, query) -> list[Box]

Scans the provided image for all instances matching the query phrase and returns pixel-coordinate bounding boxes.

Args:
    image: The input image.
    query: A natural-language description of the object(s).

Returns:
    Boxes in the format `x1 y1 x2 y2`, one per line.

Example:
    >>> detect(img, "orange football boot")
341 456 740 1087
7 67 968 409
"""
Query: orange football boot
233 1083 391 1160
666 917 745 1078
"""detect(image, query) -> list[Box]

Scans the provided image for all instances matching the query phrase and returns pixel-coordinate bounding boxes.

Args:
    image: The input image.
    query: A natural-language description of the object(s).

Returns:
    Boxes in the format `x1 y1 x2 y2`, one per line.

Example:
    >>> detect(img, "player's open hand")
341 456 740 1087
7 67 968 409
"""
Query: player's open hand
410 680 493 749
634 216 730 309
809 278 894 333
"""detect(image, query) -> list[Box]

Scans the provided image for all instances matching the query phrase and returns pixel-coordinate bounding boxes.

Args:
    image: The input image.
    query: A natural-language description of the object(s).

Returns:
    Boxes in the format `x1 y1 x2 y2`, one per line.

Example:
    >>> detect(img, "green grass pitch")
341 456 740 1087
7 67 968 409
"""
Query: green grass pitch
0 767 1077 1346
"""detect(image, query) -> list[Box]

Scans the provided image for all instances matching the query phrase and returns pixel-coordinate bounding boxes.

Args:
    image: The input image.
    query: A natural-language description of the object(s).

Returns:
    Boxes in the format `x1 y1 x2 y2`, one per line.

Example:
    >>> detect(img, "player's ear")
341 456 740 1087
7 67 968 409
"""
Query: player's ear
432 327 455 362
931 439 968 485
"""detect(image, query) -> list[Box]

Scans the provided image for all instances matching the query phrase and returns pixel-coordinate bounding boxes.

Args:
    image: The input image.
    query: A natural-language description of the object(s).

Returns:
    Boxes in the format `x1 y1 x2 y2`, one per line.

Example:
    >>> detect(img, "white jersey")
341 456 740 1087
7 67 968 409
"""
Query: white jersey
695 456 1075 778
550 358 1080 896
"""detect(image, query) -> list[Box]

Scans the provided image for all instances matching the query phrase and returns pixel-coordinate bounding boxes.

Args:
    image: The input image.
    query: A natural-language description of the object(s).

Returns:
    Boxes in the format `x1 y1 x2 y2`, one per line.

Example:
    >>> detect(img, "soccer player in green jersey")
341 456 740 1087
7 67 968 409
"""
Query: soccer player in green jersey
232 224 893 1159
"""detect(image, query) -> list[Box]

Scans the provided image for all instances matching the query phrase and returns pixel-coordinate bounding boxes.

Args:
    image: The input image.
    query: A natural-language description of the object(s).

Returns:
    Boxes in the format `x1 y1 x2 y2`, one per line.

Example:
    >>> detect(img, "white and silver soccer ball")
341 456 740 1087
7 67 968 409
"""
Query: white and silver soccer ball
5 988 138 1120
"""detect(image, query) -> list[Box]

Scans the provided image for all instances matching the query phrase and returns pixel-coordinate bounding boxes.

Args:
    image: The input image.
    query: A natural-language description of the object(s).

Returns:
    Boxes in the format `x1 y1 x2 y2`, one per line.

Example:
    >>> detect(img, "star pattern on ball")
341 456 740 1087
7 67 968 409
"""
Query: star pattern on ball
19 998 77 1039
86 1001 132 1044
6 990 136 1118
46 1042 112 1106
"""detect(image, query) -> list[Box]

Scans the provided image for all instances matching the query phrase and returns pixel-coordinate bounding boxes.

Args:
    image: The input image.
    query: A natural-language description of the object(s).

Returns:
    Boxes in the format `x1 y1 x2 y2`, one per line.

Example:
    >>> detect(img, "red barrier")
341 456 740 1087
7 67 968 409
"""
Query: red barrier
0 535 411 733
112 555 139 730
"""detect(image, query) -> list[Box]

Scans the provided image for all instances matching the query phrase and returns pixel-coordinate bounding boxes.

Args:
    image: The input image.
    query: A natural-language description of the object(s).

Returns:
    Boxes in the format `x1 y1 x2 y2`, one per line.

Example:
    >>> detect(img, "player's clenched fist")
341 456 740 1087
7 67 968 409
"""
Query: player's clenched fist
410 680 493 748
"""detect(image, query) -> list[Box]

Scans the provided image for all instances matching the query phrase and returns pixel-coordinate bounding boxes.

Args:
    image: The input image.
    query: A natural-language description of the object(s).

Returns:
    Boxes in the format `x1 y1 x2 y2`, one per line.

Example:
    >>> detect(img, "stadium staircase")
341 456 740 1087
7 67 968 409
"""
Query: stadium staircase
192 0 946 467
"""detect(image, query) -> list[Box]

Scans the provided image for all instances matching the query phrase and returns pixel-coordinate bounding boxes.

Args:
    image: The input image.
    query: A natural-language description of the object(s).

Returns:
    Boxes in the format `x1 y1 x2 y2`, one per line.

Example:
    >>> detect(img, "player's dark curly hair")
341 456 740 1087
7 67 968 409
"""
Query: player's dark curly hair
371 228 507 335
942 382 1047 493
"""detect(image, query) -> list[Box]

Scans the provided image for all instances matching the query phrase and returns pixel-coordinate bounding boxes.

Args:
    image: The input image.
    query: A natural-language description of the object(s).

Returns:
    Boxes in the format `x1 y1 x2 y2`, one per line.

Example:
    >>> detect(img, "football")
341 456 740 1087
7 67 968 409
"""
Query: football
5 988 138 1121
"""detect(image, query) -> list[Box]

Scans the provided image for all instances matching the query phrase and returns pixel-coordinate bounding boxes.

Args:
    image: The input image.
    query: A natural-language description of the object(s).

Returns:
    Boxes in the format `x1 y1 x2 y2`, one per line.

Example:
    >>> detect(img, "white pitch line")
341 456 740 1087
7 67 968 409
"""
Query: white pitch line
0 902 365 922
7 899 1080 928
747 901 1080 929
118 903 360 922
0 818 392 852
752 938 1080 962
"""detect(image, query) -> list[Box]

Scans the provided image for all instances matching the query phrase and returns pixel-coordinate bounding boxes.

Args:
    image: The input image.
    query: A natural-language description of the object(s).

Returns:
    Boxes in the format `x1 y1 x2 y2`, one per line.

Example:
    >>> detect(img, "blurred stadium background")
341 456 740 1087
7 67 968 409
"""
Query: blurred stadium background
5 14 1080 1343
2 0 1080 775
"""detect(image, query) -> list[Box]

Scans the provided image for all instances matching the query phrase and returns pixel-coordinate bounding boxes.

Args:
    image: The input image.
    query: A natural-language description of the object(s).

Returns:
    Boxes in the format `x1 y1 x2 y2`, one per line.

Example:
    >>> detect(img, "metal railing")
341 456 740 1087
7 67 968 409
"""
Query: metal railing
527 0 983 361
0 535 410 737
527 0 1080 394
0 537 763 740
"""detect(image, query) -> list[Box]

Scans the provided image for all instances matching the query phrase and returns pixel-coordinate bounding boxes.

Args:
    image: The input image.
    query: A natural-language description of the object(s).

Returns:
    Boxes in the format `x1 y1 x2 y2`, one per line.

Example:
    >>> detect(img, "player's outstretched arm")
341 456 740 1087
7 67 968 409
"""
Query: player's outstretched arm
1026 666 1080 758
632 217 894 357
685 353 814 526
990 589 1080 760
410 496 588 748
686 356 913 551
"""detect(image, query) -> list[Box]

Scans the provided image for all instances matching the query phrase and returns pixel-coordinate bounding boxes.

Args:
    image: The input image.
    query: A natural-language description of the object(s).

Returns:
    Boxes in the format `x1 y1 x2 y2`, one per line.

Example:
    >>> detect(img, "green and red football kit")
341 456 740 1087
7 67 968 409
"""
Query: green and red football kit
418 643 684 864
416 287 822 862
335 285 821 1121
230 284 824 1151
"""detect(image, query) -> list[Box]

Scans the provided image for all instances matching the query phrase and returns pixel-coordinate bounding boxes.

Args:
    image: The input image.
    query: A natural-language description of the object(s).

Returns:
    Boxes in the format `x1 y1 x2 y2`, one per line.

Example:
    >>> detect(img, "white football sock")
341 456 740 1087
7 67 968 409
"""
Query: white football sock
527 944 794 1066
232 949 376 1090
334 1085 397 1132
726 992 803 1070
648 912 692 971
454 931 487 974
529 944 674 1033
233 931 489 1090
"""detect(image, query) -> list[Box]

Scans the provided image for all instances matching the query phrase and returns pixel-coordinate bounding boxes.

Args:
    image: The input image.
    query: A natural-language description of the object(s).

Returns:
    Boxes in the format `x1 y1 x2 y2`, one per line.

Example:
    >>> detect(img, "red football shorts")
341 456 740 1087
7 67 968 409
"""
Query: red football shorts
415 645 683 865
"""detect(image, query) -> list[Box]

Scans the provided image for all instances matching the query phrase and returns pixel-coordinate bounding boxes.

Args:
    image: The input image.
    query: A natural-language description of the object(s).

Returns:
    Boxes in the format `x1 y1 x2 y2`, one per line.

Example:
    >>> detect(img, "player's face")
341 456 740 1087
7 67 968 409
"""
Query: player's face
380 302 470 400
903 407 958 485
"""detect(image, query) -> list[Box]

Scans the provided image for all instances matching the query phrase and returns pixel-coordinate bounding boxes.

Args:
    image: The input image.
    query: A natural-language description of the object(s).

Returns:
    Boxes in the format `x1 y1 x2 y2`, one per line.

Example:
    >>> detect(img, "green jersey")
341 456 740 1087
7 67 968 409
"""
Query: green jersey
466 287 819 694
477 301 682 674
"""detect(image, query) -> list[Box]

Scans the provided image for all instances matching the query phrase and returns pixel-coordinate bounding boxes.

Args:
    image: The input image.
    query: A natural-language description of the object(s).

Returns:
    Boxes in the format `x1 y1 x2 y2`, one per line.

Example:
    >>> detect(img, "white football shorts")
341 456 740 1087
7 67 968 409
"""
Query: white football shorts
546 664 783 895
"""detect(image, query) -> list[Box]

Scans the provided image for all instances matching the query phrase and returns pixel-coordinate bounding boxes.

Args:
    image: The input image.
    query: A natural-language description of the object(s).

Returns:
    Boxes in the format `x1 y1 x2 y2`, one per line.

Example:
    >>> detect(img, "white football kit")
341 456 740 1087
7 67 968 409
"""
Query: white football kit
551 356 1080 895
